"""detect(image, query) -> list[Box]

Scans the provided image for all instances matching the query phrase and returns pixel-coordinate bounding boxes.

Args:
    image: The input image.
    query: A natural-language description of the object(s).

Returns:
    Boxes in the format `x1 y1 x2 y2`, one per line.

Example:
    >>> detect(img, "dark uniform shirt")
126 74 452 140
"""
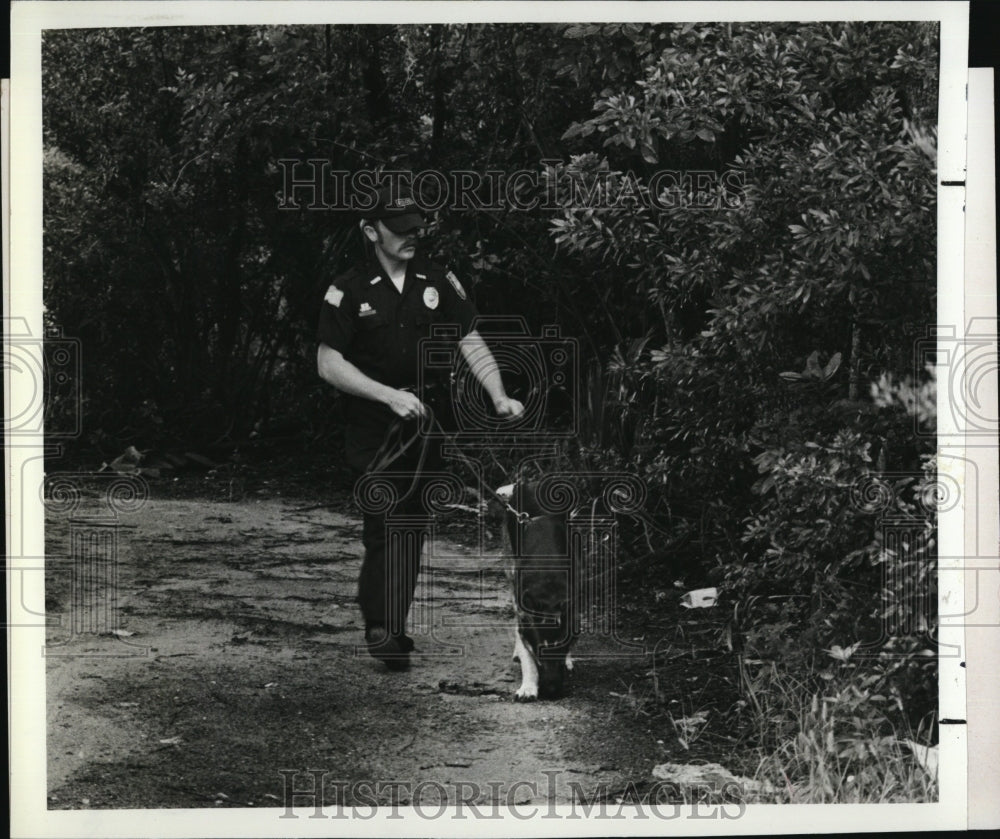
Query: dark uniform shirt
318 252 478 427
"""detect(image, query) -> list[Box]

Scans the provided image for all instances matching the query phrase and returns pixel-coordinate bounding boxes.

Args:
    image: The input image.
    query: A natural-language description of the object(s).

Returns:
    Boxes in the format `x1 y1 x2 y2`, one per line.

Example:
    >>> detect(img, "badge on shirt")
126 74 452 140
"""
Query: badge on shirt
358 301 377 317
446 271 467 301
423 286 439 310
324 284 344 308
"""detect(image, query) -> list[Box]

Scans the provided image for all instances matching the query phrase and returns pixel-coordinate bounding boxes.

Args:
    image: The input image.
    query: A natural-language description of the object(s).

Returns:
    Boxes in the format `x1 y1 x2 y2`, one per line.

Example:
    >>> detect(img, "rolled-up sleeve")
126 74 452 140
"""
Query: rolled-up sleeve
439 269 478 338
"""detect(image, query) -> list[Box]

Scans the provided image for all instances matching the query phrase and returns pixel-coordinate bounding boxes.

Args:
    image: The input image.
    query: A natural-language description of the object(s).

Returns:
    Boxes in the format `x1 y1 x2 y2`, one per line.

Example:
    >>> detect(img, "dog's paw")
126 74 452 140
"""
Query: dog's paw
514 685 539 702
565 653 574 672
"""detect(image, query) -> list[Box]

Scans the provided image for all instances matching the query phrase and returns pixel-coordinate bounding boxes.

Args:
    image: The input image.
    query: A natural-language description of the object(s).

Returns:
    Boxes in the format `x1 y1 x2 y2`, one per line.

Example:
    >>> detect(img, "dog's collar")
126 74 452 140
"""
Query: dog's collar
510 506 583 524
494 484 533 522
494 483 597 522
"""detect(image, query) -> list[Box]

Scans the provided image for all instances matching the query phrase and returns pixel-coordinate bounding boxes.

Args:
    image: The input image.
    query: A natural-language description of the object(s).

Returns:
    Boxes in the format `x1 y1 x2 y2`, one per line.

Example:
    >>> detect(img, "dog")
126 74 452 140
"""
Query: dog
496 481 579 701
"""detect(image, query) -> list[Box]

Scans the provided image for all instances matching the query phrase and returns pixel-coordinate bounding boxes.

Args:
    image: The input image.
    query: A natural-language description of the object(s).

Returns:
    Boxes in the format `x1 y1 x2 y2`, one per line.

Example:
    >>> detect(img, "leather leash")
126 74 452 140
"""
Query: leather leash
365 405 530 521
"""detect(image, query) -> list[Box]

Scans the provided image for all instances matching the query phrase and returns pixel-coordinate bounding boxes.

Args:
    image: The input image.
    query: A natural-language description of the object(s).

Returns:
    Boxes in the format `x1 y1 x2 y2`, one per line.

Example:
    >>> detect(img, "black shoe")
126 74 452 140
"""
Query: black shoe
364 626 415 652
364 626 410 671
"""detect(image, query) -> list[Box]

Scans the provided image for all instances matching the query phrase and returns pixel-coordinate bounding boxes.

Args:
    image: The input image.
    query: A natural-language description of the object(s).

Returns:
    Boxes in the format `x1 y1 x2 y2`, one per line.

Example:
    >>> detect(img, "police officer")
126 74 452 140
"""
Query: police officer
317 182 523 670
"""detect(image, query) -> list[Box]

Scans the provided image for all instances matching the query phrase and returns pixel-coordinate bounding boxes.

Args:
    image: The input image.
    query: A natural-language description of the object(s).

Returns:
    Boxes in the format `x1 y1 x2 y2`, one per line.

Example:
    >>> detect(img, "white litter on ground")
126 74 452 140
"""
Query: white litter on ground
905 740 939 779
652 761 775 795
680 587 719 609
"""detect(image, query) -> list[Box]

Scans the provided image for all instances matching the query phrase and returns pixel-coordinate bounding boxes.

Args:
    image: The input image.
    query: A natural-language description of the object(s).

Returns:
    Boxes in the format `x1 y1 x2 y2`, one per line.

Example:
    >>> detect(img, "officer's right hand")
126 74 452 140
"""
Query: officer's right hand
384 388 428 420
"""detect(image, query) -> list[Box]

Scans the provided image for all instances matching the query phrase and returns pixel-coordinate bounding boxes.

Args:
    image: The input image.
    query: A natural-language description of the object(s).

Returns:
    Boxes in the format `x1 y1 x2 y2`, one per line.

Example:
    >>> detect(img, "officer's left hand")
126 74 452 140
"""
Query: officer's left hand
494 396 524 418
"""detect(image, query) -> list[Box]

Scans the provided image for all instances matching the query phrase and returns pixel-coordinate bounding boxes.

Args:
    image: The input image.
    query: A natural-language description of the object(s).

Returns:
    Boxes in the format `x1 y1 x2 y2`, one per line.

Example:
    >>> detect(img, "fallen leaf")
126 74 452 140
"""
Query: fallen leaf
672 710 710 735
108 445 144 473
184 451 220 469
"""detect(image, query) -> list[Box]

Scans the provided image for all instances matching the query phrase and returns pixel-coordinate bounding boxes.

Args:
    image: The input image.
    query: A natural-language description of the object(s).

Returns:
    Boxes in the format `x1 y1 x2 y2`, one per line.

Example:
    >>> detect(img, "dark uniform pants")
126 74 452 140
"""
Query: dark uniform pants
346 420 441 637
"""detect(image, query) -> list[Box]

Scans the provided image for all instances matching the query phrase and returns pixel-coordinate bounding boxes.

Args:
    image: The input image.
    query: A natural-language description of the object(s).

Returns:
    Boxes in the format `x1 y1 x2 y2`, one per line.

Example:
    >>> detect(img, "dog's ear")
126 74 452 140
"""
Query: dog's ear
495 483 516 501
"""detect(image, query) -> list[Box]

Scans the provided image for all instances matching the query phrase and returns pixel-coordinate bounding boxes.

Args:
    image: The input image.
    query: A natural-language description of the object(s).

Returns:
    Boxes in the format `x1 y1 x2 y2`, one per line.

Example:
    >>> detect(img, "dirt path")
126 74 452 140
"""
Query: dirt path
45 494 678 810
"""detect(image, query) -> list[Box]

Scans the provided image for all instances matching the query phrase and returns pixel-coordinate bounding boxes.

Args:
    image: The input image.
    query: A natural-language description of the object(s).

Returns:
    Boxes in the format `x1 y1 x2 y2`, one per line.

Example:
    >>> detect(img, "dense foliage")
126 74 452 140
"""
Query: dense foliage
43 21 940 761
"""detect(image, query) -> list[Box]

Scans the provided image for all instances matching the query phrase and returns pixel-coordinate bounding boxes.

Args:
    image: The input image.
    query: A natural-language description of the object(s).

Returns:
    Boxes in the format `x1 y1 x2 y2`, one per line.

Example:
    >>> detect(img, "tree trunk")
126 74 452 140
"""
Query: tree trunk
429 27 447 162
849 321 861 401
361 26 389 126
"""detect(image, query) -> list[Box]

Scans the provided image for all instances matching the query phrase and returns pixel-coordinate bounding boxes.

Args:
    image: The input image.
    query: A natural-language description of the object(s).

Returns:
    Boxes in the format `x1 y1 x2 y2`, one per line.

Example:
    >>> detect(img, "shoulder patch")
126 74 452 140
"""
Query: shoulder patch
446 271 467 301
324 285 344 308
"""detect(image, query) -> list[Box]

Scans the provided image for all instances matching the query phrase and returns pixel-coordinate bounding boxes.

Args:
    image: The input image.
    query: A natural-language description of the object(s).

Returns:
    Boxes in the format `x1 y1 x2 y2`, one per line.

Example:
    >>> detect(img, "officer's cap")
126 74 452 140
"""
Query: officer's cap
365 184 428 234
